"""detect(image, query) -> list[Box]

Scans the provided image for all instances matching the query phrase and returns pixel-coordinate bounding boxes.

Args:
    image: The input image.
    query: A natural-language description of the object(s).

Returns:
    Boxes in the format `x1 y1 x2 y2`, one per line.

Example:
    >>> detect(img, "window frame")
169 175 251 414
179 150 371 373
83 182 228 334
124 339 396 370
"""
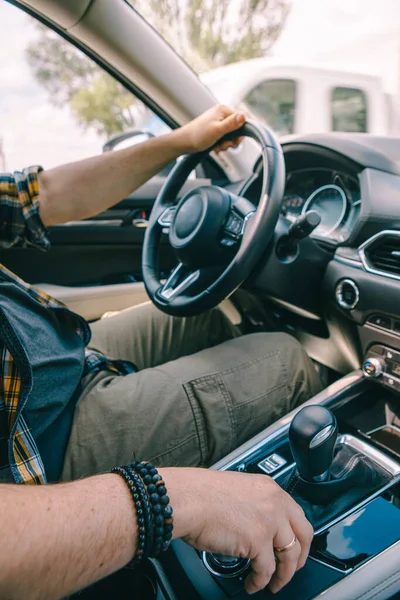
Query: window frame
5 0 229 183
8 0 179 133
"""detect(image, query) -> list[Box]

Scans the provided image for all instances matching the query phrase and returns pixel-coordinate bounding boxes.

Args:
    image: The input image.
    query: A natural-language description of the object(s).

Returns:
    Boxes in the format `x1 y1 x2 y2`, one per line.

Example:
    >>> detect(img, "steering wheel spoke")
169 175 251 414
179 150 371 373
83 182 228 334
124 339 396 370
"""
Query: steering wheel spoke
158 263 199 300
158 263 224 303
158 206 177 231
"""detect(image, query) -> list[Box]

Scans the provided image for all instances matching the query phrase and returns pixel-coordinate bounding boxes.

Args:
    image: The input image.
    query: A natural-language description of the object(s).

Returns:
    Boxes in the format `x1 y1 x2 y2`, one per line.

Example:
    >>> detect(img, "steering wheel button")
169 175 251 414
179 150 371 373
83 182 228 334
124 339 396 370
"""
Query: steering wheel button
224 214 243 236
221 237 236 247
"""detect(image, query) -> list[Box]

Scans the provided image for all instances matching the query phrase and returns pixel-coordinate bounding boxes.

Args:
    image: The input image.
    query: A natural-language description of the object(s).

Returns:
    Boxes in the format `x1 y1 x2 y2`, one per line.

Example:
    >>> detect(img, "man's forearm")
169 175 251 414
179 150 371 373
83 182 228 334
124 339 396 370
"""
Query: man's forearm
0 468 195 600
0 467 313 598
37 106 246 227
0 474 137 600
38 129 189 226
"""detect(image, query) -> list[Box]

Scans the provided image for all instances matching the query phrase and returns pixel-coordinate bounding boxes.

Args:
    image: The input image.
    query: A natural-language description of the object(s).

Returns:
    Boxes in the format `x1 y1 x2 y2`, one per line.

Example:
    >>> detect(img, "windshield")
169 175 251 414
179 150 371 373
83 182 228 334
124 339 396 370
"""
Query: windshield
1 1 399 172
131 0 400 137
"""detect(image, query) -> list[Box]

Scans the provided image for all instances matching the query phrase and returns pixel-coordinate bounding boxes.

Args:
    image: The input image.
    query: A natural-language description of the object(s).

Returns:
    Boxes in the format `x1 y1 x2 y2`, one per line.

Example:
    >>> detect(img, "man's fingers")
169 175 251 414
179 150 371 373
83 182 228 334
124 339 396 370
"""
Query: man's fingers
215 140 235 153
291 510 314 570
217 111 246 135
214 136 245 153
245 547 276 595
269 527 301 594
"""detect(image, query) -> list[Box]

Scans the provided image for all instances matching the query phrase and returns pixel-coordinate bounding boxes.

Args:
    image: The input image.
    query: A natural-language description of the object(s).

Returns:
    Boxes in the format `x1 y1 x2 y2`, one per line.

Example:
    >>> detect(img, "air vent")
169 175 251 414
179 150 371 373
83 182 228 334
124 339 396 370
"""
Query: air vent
361 232 400 279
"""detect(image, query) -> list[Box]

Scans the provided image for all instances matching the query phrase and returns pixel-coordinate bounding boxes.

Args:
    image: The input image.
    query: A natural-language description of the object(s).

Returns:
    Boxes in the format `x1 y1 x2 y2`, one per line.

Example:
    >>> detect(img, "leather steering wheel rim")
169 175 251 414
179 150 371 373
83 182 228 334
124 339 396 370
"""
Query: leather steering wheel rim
142 121 285 317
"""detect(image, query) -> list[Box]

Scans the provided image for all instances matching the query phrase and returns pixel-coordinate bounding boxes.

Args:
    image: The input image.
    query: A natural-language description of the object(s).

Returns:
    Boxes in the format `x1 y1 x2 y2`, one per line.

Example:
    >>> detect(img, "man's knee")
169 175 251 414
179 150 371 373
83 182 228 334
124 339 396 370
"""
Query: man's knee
234 331 320 398
229 331 306 364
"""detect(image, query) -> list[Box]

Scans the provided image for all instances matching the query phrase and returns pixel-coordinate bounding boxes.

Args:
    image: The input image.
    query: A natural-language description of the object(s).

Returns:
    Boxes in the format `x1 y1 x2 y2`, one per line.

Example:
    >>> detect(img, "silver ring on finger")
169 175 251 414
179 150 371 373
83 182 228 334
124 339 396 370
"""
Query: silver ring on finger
274 536 297 555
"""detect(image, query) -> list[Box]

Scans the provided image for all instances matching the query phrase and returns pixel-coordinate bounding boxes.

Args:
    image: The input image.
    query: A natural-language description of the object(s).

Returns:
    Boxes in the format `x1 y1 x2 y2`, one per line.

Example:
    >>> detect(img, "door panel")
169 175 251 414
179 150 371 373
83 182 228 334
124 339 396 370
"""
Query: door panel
0 3 227 317
0 176 212 287
38 281 149 321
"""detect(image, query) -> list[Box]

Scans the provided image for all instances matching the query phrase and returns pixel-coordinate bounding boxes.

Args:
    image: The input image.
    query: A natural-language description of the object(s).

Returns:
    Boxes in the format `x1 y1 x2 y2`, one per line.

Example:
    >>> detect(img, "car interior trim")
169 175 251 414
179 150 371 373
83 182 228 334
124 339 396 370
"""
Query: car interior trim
334 255 363 268
313 540 400 600
266 295 323 320
359 229 400 281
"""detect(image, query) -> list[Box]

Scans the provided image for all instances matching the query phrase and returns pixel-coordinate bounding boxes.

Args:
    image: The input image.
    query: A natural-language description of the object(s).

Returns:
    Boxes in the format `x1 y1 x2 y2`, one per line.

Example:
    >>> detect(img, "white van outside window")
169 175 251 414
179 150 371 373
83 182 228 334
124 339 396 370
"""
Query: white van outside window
331 87 368 133
243 79 297 136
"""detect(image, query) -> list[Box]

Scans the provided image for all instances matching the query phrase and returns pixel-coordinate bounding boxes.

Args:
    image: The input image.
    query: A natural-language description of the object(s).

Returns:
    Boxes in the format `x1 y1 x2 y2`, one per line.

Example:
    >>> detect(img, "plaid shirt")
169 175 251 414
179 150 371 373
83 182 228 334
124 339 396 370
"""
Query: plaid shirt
0 166 135 484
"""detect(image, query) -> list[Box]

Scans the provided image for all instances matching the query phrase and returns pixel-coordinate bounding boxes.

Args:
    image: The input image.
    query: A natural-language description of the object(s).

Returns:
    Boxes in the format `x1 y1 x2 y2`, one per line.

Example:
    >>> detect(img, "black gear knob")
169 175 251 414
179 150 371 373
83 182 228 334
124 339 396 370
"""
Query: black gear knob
289 406 338 482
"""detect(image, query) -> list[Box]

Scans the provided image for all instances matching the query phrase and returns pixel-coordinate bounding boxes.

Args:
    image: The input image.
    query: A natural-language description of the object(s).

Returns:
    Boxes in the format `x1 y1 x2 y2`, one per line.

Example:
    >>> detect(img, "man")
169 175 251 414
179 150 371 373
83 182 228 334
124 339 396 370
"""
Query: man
0 105 319 598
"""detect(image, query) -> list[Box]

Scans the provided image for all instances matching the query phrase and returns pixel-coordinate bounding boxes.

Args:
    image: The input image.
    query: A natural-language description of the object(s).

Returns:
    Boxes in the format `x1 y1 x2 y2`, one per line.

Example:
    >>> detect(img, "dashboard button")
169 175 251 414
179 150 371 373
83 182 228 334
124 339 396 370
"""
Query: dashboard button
368 315 392 330
363 357 385 378
258 453 287 475
335 279 360 310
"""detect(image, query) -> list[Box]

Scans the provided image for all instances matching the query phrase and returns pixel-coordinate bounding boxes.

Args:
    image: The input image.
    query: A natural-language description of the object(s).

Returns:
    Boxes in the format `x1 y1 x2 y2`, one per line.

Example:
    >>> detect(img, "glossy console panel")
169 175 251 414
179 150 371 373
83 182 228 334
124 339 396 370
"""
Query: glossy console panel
311 483 400 573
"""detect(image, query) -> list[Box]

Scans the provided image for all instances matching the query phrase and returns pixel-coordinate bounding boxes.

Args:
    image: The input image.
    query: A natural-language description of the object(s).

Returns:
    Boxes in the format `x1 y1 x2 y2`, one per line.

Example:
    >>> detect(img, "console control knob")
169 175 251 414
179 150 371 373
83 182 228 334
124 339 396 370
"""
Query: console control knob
363 357 385 378
289 406 338 482
202 552 250 578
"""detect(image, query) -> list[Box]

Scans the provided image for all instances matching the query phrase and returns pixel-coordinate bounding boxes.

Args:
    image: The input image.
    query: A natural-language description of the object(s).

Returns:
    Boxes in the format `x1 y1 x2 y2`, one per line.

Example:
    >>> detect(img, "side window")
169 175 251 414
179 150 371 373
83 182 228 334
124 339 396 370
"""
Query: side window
331 87 367 133
243 79 296 136
0 2 170 173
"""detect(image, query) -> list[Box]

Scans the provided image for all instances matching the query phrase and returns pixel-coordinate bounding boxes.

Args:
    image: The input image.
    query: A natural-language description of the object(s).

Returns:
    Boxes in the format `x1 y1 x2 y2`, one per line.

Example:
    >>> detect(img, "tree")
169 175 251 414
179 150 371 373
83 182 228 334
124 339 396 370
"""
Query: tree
26 0 290 136
26 27 138 137
131 0 291 71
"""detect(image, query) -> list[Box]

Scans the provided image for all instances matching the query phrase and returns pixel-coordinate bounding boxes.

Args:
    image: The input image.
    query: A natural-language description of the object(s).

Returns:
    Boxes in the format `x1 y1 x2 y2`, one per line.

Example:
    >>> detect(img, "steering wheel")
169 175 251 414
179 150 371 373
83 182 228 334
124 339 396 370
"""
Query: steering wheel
142 121 285 317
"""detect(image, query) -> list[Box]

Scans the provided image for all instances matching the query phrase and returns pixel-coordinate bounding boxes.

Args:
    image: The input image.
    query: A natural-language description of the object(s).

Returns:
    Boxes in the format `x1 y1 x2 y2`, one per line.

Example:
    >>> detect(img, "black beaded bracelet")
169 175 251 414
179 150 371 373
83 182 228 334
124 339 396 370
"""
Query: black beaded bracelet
111 466 152 561
130 461 174 555
124 467 154 559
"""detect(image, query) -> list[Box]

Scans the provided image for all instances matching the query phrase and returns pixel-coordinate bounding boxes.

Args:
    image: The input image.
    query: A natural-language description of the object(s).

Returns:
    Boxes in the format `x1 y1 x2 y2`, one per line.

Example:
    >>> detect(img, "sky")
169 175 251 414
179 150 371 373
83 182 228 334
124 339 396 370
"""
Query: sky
0 0 399 171
274 0 400 91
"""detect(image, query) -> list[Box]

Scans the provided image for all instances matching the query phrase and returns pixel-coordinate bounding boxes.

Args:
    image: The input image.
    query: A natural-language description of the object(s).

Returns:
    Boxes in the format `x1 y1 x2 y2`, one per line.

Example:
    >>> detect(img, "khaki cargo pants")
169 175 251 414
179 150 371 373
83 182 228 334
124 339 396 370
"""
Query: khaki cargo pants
61 303 321 481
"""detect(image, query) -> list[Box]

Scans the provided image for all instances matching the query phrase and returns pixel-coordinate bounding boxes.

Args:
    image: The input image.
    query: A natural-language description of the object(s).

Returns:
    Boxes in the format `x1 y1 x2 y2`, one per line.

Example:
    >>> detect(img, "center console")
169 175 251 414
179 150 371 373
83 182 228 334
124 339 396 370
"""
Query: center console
161 360 400 600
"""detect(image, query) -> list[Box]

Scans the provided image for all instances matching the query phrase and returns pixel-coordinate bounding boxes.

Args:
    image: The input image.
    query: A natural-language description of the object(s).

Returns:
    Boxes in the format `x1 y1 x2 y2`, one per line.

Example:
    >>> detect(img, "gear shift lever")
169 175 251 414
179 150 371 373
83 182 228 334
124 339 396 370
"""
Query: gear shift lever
289 406 338 482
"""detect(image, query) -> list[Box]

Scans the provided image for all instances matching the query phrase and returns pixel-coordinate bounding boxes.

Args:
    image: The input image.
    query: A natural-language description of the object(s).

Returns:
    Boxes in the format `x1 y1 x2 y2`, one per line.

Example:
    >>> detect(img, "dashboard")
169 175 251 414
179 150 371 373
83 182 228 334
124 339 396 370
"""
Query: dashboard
282 168 361 243
237 132 400 374
242 164 362 245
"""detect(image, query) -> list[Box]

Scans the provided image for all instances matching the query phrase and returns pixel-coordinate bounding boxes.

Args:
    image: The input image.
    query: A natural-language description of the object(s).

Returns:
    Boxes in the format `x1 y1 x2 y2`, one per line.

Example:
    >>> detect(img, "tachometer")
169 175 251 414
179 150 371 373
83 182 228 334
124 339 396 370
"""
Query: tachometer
302 184 347 237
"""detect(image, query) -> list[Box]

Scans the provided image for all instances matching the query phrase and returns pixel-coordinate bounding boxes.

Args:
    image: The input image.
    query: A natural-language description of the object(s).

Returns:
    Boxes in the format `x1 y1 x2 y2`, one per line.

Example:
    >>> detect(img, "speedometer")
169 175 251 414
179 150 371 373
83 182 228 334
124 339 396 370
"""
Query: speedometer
301 184 347 237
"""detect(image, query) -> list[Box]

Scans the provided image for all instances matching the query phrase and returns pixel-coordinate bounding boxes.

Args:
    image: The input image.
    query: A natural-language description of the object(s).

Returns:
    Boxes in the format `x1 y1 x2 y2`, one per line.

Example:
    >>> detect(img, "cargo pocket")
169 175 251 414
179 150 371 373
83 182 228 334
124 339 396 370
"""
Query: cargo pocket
184 372 236 466
220 349 290 447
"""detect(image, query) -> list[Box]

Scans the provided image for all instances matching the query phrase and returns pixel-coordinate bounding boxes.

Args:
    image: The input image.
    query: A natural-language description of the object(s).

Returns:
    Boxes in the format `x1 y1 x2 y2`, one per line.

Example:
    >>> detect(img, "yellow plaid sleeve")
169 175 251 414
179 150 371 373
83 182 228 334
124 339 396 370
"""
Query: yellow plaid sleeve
0 166 50 250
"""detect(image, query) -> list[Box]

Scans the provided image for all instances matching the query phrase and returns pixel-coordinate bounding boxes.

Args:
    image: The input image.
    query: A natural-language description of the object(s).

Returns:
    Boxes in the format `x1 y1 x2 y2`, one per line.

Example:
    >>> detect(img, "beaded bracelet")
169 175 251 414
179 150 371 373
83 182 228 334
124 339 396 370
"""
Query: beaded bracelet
111 465 151 561
130 461 174 555
124 467 154 559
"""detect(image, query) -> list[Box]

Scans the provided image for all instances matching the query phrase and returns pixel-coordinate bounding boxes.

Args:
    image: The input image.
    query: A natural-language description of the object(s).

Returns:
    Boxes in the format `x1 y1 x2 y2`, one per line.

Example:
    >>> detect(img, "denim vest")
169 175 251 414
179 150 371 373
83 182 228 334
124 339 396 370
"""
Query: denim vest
0 281 85 482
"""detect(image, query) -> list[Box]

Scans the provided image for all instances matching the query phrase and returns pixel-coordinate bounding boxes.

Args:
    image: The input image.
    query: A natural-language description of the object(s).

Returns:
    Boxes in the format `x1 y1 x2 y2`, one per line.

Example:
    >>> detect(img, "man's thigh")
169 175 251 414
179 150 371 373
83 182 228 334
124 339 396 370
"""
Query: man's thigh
61 332 321 481
89 302 239 370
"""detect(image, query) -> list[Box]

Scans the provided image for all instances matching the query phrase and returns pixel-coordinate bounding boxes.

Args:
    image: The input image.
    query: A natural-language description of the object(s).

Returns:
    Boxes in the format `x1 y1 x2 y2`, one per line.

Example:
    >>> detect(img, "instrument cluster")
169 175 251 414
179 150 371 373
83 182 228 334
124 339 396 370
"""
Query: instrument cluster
282 168 361 243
